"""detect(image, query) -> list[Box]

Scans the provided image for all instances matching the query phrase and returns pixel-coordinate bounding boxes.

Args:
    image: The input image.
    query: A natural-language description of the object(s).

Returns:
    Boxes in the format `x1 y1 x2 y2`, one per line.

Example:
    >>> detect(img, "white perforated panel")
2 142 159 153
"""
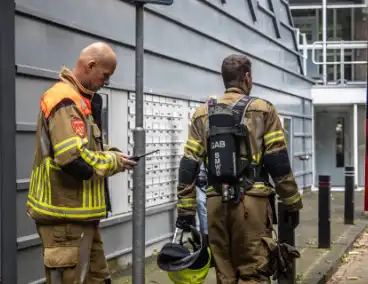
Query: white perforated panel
127 93 190 210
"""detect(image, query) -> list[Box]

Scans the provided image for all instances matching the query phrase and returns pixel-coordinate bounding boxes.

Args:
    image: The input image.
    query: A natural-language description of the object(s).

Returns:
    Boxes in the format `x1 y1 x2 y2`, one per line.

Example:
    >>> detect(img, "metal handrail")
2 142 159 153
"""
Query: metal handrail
294 39 367 84
311 40 368 65
295 28 308 75
312 40 368 84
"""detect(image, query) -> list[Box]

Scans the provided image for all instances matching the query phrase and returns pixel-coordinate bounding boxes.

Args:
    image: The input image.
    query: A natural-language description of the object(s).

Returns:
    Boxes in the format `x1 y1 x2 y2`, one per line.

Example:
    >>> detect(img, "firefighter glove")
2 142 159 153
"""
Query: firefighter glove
286 210 300 229
176 215 196 232
271 242 300 280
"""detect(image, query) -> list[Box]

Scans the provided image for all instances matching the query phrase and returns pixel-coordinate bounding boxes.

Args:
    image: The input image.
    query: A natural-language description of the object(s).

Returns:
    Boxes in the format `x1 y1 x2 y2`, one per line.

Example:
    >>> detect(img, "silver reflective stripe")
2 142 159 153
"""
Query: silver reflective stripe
27 197 106 217
79 232 91 283
49 269 62 284
82 150 114 166
37 165 44 201
85 116 92 149
40 128 51 158
53 139 77 153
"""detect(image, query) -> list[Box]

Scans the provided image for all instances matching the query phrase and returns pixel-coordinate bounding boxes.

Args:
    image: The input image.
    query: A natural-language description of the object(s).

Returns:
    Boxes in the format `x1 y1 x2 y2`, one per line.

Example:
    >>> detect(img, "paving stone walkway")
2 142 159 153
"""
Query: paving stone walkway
327 229 368 284
111 191 368 284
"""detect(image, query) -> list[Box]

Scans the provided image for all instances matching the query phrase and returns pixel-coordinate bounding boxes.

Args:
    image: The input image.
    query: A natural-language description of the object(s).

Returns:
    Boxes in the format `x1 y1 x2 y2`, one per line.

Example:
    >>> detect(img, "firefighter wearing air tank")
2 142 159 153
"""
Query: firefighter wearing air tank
176 54 303 283
26 42 137 284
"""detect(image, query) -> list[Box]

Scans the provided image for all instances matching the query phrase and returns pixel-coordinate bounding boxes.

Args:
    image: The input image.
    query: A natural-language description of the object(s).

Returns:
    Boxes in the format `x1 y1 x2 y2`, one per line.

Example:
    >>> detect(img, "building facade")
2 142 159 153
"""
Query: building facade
13 0 312 283
291 0 368 188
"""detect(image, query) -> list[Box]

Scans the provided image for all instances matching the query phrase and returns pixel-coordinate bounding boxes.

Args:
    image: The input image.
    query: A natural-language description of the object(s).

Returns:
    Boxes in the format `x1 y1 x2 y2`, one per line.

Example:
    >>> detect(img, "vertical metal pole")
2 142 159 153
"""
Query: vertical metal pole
318 175 331 249
302 33 308 76
132 3 146 284
344 166 355 225
353 104 358 187
365 53 368 212
312 104 316 189
340 43 345 85
322 0 327 85
277 201 296 284
0 0 17 283
353 104 359 188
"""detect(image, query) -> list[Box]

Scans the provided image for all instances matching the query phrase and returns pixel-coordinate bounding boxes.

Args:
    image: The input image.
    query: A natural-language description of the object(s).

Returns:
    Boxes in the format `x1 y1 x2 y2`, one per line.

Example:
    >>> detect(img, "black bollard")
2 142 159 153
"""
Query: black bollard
318 175 331 249
277 201 296 284
344 166 355 225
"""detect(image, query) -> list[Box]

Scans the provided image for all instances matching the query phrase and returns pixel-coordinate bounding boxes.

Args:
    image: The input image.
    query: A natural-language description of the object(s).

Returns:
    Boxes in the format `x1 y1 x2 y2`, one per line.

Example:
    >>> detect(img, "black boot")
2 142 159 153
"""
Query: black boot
105 279 112 284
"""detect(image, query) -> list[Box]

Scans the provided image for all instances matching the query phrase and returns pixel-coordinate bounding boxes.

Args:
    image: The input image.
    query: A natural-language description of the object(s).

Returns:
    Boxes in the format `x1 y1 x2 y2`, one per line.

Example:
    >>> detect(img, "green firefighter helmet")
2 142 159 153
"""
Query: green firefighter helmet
157 226 212 284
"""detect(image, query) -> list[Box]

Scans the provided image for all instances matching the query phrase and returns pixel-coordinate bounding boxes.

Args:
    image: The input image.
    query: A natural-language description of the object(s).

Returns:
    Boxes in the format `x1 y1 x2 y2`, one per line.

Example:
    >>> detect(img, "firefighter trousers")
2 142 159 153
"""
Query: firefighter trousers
36 221 110 284
207 195 274 284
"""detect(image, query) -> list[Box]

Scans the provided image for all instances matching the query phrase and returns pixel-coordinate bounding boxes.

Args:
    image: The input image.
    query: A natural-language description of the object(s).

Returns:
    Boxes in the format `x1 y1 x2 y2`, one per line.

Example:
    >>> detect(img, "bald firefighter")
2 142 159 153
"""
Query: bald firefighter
175 54 303 284
26 42 137 284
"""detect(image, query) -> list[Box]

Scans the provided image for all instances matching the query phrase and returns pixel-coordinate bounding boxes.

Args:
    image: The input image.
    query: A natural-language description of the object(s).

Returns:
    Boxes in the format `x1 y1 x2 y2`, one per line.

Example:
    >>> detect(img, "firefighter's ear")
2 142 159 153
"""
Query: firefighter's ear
86 60 97 72
244 72 253 92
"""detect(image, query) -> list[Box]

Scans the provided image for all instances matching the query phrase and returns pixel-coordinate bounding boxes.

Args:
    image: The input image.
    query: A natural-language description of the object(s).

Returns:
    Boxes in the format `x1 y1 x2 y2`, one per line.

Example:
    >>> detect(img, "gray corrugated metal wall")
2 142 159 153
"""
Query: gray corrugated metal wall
14 0 313 283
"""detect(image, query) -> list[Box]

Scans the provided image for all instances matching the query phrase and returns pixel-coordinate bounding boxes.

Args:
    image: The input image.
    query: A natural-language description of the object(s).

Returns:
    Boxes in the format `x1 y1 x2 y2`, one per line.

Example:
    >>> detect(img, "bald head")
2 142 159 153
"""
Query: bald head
73 42 117 92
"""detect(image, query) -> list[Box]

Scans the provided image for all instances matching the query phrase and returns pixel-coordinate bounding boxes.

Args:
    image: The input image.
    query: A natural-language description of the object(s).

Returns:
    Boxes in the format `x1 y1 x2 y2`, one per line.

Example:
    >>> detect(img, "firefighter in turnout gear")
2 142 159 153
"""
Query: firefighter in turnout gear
26 42 137 284
175 54 303 283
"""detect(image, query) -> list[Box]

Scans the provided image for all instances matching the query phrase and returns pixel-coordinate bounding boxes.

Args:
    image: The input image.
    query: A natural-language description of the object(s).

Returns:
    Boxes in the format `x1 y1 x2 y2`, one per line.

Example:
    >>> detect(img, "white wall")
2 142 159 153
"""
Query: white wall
312 86 366 105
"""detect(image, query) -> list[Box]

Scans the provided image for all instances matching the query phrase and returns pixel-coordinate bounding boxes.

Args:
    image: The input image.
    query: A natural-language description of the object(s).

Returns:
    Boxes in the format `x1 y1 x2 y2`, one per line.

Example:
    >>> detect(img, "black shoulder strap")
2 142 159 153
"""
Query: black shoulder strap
232 95 256 166
232 95 255 125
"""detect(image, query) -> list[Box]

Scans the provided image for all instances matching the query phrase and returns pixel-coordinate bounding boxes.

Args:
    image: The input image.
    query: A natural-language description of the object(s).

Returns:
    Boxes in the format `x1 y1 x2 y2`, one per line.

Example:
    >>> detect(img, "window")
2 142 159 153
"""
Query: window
279 116 293 165
317 9 334 40
100 93 109 144
292 9 317 43
336 118 345 168
295 22 313 41
283 118 292 155
318 52 335 81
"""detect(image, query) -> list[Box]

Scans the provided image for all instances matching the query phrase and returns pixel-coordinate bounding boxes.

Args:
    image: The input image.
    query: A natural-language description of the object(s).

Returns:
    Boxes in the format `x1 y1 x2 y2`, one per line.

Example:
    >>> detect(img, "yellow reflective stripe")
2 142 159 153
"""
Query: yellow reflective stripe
92 180 96 207
28 157 107 219
27 195 106 212
83 180 88 207
82 179 104 209
188 139 204 152
53 137 88 158
79 148 116 171
30 170 36 198
27 198 106 219
97 179 101 207
264 130 283 139
185 139 204 154
264 130 284 146
36 165 43 201
177 204 196 208
207 186 214 192
40 163 46 203
33 167 40 198
177 198 196 208
54 136 116 172
89 180 92 208
184 144 199 153
252 183 274 191
46 159 51 204
281 192 301 206
101 179 106 205
265 136 285 145
252 153 262 164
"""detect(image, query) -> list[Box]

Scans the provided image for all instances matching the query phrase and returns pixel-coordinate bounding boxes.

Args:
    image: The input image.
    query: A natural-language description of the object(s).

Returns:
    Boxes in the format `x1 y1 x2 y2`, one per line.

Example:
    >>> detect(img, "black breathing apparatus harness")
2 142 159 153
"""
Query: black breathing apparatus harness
205 88 271 204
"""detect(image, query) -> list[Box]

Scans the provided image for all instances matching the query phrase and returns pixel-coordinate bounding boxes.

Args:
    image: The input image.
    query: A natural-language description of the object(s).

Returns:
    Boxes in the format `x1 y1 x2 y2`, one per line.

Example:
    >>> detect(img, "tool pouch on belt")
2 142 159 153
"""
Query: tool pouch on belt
206 95 255 197
44 246 79 283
